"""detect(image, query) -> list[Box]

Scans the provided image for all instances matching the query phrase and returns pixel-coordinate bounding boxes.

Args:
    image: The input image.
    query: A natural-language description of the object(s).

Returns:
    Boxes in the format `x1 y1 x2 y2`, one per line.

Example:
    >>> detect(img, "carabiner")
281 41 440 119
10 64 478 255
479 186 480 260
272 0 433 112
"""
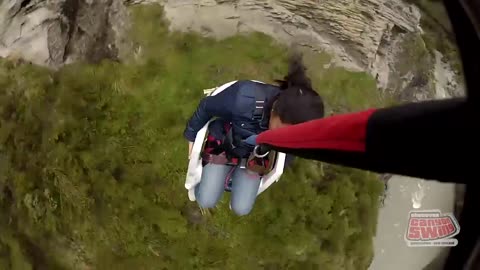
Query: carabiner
253 145 269 158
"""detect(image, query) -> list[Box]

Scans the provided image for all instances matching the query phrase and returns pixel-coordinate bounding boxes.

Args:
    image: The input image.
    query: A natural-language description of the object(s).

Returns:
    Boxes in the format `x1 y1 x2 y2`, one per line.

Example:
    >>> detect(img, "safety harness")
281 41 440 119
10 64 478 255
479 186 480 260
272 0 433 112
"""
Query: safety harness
201 86 277 191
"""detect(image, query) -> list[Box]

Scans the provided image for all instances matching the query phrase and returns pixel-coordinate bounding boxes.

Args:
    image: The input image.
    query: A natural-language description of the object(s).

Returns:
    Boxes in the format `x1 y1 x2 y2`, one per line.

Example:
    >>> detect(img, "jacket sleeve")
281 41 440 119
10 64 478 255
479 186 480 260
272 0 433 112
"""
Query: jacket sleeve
256 98 475 184
183 83 238 142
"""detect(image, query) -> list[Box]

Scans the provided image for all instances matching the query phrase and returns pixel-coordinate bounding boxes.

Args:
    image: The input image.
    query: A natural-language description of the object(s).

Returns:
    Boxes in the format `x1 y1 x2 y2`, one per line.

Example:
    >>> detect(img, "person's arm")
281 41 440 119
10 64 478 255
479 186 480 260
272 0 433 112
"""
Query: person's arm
256 98 475 184
184 82 238 142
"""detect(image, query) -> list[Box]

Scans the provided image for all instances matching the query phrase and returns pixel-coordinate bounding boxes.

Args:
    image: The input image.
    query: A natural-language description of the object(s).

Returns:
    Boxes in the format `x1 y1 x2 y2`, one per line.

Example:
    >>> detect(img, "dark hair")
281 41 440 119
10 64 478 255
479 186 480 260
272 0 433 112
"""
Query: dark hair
272 52 325 124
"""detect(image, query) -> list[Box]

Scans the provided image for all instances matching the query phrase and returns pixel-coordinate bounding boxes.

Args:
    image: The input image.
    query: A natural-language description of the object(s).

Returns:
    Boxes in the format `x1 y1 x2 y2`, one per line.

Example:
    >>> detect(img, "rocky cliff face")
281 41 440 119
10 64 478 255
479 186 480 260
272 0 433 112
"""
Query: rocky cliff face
159 0 421 73
156 0 463 100
0 0 129 68
0 0 462 99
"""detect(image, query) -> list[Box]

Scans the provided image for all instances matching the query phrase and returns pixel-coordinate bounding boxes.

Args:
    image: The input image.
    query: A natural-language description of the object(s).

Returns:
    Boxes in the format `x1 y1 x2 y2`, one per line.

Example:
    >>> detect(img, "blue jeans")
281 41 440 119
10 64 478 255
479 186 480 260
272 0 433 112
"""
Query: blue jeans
195 164 261 216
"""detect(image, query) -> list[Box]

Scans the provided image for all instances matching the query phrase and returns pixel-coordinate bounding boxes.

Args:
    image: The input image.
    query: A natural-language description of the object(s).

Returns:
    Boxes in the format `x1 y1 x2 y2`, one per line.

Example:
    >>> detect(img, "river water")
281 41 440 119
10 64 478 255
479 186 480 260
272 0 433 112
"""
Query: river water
370 176 456 270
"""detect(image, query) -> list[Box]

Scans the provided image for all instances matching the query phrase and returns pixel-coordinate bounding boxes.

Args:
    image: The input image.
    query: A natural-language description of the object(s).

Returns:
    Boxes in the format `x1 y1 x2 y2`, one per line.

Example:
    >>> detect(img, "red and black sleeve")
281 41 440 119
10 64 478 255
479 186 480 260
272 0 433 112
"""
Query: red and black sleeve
257 97 476 184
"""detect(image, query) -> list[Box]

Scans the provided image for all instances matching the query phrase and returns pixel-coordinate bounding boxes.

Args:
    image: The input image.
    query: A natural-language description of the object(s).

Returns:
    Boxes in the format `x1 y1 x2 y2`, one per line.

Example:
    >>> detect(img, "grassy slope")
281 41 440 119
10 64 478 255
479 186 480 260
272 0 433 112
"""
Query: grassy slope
0 5 385 270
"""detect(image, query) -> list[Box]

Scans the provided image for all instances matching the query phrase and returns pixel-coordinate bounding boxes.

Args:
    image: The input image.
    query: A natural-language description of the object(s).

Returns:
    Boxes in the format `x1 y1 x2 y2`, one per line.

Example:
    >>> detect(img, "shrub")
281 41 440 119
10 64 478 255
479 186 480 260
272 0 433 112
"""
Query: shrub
0 4 384 270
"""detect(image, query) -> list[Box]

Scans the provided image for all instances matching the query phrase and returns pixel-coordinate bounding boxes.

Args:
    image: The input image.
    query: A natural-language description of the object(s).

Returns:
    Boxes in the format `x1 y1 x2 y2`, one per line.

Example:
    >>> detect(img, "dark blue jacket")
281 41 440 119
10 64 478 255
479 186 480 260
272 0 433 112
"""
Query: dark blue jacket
184 80 280 142
184 80 296 165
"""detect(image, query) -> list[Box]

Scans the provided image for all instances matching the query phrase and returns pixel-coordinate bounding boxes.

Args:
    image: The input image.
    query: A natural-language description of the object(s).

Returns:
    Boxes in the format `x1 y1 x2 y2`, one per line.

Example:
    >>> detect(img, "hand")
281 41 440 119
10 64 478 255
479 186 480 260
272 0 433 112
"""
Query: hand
188 141 194 159
244 135 258 146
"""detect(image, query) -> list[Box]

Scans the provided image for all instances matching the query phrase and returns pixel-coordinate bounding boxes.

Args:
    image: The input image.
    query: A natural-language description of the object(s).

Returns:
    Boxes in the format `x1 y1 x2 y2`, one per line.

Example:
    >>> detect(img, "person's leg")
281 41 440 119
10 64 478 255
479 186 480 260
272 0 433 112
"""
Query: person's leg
230 168 261 216
195 164 232 208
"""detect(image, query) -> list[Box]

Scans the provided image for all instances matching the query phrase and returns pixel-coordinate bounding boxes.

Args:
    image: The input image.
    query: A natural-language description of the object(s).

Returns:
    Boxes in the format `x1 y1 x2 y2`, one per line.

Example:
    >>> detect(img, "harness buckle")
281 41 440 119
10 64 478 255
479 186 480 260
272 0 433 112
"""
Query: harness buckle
253 145 270 158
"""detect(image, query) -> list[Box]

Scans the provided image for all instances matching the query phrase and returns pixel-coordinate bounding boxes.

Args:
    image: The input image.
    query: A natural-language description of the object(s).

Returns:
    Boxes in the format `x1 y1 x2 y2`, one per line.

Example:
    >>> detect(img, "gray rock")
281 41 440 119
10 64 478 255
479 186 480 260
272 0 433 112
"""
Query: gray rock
0 0 130 68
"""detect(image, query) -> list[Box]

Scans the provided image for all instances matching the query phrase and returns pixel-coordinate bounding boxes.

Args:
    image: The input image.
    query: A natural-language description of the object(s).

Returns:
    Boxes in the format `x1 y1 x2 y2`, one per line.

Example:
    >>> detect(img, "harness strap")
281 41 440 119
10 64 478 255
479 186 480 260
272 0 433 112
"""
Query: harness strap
225 127 236 150
214 86 275 160
252 100 264 120
253 85 274 130
224 166 236 191
253 87 267 120
202 153 235 165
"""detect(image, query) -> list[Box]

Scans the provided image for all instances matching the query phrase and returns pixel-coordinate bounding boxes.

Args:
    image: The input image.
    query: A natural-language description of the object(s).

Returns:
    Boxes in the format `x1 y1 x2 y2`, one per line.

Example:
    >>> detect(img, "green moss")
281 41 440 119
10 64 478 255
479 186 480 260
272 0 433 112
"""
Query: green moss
0 231 33 270
397 33 430 76
301 50 385 114
406 0 463 74
0 4 384 270
391 32 436 100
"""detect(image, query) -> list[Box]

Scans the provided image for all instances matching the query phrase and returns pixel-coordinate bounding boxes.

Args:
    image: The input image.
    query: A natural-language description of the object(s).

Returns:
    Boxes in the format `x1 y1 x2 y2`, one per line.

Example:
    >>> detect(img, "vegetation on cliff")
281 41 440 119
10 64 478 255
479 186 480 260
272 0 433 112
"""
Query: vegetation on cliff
0 5 385 270
408 0 462 73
